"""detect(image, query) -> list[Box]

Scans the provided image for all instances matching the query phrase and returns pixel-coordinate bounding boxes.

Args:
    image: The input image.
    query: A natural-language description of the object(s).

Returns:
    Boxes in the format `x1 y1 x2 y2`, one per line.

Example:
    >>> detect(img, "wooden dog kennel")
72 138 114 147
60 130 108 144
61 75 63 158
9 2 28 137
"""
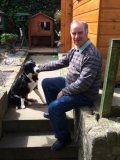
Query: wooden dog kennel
28 12 54 47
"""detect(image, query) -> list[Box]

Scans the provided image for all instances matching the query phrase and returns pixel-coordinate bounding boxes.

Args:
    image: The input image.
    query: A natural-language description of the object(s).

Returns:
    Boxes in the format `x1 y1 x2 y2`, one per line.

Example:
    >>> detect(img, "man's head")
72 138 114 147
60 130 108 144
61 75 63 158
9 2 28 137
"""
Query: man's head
70 20 88 48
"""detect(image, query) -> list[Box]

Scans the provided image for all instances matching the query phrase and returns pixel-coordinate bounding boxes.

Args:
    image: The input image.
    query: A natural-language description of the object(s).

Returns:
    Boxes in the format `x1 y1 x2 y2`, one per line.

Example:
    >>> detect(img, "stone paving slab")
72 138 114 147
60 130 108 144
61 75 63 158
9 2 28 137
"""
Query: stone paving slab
3 105 73 121
0 131 78 160
0 131 76 148
0 66 21 91
0 51 28 66
2 55 74 132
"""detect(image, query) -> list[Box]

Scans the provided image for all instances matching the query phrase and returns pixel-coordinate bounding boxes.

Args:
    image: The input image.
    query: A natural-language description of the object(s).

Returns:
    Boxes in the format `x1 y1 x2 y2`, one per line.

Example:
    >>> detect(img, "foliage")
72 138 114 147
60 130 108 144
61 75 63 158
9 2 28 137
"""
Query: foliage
0 33 18 45
0 0 60 33
0 33 18 53
54 10 61 22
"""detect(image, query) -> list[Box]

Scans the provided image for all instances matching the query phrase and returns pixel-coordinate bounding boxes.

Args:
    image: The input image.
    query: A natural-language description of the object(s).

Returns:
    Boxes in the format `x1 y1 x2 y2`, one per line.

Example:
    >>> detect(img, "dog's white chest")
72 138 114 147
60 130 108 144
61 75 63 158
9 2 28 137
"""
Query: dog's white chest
28 80 38 92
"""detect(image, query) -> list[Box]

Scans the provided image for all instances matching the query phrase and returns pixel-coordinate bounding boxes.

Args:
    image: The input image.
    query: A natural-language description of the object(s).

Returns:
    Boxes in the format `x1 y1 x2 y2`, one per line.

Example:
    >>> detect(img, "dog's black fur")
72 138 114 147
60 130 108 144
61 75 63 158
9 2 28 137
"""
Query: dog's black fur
9 59 45 109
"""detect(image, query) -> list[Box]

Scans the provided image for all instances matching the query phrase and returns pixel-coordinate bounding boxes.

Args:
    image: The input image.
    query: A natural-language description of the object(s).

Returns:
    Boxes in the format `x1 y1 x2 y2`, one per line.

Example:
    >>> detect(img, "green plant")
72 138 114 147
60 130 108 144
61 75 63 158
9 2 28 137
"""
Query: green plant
54 10 61 22
0 33 18 53
0 0 60 35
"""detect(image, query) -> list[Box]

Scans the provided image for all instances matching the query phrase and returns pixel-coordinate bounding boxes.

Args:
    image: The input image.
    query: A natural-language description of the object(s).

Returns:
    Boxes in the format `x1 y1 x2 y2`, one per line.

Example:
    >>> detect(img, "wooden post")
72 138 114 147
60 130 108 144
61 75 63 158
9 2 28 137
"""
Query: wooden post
99 39 120 118
61 0 72 52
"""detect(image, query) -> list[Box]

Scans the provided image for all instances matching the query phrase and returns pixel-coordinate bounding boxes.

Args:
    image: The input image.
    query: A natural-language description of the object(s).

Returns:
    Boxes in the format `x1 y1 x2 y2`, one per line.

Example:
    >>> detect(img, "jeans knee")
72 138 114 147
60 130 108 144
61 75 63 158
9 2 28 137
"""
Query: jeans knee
48 100 61 114
48 103 54 113
41 78 48 87
48 101 56 113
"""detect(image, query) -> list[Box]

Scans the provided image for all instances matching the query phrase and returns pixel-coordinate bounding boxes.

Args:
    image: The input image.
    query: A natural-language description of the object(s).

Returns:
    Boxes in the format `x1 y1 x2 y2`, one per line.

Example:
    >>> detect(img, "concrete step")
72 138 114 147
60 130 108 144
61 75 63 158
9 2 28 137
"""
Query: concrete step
0 131 78 160
3 104 74 132
0 54 77 160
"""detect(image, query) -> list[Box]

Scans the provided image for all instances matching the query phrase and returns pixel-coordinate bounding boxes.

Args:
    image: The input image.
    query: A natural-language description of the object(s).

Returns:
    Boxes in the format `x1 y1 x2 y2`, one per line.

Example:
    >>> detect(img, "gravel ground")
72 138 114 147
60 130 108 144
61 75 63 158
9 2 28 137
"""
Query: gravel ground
0 51 25 66
0 51 26 87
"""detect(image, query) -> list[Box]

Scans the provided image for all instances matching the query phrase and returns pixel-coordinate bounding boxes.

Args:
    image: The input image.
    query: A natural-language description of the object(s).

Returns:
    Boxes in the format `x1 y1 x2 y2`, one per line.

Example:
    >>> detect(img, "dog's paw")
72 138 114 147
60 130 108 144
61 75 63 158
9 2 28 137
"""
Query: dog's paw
20 105 26 109
16 106 19 110
41 100 46 104
25 101 32 105
28 102 32 105
16 106 26 109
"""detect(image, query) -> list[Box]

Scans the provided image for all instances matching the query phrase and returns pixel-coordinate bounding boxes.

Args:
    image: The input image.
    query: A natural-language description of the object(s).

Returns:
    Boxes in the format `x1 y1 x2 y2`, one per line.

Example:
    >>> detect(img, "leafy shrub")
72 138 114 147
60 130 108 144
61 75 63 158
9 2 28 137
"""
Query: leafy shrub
0 33 18 45
0 33 18 53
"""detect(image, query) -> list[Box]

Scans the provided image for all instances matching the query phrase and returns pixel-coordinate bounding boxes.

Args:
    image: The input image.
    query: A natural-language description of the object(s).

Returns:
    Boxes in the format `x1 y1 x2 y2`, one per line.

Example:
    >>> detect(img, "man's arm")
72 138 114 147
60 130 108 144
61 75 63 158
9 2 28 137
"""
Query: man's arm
62 55 102 95
38 52 73 72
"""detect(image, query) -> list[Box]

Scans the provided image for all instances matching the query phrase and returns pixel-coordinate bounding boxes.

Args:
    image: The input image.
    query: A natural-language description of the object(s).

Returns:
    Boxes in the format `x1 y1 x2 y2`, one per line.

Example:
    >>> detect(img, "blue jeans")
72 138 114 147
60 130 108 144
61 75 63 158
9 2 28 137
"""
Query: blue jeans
42 77 93 139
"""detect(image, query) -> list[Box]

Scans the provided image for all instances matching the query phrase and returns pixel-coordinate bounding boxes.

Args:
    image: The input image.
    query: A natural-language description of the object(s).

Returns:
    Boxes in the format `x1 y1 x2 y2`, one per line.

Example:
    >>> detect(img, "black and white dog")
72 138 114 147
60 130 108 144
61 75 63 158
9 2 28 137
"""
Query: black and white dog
9 59 45 109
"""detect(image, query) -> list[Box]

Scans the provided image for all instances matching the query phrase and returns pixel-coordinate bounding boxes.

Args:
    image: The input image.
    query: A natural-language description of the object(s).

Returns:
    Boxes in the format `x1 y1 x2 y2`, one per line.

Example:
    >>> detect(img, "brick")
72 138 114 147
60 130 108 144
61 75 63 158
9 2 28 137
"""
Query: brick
112 147 120 155
92 156 116 160
109 118 120 145
87 126 107 147
92 146 106 156
73 107 80 139
80 106 92 117
0 91 8 119
5 79 14 85
99 118 117 145
106 146 113 156
84 117 98 135
116 156 120 160
0 120 2 137
2 85 11 93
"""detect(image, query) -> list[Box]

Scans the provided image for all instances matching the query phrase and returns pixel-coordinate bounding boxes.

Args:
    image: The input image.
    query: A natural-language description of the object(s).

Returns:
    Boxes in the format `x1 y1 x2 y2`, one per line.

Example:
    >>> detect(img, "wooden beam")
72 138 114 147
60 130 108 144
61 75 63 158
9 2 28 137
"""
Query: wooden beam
99 39 120 118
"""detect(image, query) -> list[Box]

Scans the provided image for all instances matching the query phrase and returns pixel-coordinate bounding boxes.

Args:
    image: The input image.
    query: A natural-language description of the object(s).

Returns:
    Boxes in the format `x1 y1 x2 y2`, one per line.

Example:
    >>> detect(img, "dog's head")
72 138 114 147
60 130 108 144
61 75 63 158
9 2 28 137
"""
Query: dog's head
22 59 40 74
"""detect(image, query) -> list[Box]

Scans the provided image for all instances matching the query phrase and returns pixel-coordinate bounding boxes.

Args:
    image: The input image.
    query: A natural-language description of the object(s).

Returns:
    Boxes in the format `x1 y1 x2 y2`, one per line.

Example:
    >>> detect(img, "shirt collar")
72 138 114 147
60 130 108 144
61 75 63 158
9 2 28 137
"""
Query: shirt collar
75 39 91 54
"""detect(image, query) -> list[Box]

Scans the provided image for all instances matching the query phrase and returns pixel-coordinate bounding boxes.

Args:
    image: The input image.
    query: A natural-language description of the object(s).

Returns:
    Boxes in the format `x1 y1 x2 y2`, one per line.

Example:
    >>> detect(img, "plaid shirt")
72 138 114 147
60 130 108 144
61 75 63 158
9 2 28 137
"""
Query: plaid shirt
38 43 102 101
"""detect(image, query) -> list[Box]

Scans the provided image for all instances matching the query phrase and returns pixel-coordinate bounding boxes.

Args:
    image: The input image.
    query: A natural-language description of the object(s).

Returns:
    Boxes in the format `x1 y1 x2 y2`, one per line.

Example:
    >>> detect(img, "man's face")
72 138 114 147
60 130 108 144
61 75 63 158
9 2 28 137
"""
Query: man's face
70 22 88 48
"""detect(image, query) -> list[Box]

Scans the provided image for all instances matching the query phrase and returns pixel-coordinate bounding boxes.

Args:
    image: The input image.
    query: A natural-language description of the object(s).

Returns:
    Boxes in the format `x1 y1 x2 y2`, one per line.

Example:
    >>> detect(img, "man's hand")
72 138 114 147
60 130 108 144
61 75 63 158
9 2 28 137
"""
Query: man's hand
57 91 63 99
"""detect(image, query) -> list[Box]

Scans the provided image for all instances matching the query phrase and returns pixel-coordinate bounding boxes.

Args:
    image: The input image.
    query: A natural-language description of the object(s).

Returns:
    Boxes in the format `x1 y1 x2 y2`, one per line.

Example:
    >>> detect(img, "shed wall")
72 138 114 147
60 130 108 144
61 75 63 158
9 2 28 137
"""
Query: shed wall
64 0 120 81
72 0 100 47
98 0 120 81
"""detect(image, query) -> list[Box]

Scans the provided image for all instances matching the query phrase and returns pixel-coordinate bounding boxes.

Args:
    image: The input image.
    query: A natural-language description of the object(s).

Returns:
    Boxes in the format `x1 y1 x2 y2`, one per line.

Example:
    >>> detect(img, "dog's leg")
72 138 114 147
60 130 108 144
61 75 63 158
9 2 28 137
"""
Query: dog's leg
34 88 46 104
25 94 37 103
10 92 22 109
25 95 33 105
20 98 26 109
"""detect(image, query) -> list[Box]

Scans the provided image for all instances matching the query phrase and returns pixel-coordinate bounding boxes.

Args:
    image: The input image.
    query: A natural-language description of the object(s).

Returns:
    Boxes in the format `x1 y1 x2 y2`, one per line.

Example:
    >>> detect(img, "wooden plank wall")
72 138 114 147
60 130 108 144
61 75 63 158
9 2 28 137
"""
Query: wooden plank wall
98 0 120 81
72 0 100 47
61 0 120 82
60 0 72 52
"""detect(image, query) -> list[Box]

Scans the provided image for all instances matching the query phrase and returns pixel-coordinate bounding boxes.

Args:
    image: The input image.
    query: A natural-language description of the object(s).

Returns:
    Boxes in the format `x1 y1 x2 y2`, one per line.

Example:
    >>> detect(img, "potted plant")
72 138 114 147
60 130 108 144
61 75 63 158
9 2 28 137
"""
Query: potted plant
0 33 18 53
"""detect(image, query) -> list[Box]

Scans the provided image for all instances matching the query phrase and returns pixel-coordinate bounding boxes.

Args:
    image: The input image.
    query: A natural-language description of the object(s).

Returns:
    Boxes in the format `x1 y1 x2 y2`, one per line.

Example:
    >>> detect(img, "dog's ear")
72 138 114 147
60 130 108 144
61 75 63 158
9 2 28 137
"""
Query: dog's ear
21 59 32 68
28 58 33 62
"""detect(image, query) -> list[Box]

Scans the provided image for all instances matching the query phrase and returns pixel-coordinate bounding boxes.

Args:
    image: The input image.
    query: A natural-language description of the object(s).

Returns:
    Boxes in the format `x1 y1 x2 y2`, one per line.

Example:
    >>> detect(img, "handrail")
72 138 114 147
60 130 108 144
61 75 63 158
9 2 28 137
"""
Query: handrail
99 38 120 118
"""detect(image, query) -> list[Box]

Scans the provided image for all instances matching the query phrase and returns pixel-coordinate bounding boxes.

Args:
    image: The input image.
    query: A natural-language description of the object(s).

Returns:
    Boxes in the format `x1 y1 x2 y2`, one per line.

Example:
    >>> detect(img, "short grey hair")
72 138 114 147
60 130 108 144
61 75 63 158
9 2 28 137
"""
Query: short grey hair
70 20 88 32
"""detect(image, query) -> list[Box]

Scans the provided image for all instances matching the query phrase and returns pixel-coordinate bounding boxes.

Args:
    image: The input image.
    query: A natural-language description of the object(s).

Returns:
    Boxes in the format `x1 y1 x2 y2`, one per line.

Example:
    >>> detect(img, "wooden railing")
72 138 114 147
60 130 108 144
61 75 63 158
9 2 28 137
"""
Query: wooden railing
99 39 120 118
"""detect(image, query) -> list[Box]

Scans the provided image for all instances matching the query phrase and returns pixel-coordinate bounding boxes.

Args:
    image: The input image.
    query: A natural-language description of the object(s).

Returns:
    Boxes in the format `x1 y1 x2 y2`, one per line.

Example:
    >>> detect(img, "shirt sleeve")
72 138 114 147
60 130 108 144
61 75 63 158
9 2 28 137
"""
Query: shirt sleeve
38 49 75 71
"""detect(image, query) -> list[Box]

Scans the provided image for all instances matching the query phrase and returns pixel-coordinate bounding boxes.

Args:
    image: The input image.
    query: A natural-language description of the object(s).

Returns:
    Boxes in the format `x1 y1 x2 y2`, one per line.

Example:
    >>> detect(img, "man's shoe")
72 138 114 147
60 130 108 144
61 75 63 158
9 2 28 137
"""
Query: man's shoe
51 132 71 151
43 112 50 119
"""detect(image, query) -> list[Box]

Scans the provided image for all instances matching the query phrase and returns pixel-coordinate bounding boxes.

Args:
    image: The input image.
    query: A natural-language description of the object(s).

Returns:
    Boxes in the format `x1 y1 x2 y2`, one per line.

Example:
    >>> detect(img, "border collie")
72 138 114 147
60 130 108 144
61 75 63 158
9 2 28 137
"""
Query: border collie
9 59 45 109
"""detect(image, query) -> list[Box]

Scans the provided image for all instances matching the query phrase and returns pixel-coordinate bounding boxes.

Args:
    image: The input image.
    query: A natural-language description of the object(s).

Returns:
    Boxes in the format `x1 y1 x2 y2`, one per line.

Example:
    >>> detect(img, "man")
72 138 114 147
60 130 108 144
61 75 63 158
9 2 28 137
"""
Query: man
38 20 102 151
